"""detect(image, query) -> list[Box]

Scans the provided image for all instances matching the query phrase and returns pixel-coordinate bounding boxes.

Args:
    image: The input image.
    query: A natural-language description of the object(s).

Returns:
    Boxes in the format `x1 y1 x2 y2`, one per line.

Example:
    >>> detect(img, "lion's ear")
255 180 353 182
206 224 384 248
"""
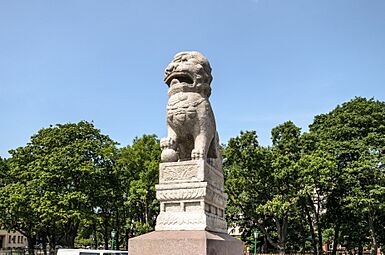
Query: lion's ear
206 87 212 98
208 75 213 84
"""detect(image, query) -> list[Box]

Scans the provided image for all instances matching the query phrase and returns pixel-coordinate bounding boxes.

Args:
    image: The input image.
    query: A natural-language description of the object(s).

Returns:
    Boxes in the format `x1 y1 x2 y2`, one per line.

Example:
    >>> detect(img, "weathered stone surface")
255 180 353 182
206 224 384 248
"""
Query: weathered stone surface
128 231 244 255
159 160 224 188
160 51 221 168
155 160 227 233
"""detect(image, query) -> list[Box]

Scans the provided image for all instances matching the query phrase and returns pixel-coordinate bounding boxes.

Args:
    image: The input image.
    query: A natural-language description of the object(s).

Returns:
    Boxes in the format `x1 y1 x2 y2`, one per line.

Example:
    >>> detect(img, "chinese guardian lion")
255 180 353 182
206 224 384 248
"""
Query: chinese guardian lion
160 51 221 167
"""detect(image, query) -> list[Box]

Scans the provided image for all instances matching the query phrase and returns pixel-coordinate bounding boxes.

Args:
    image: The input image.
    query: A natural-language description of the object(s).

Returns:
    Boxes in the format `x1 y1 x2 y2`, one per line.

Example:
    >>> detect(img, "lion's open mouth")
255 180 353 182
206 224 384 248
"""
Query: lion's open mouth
165 72 194 87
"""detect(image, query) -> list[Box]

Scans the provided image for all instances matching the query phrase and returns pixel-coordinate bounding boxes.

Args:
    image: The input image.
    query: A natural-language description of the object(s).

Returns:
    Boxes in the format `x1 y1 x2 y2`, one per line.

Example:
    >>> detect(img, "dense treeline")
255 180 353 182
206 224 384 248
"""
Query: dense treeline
0 97 384 255
224 97 385 255
0 122 160 254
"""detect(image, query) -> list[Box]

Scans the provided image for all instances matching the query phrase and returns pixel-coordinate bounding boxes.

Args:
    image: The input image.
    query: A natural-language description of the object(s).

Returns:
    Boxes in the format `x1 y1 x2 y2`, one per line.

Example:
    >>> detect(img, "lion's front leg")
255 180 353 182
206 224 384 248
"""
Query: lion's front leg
161 127 179 162
191 133 211 160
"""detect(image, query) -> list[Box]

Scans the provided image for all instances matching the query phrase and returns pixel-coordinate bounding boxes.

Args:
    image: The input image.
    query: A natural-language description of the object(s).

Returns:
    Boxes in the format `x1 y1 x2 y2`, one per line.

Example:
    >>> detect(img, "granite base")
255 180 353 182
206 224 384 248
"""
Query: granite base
128 230 243 255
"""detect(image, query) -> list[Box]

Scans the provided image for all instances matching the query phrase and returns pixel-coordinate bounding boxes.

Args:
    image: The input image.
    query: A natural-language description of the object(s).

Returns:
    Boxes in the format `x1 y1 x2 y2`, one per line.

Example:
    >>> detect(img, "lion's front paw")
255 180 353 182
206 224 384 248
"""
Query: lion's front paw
160 137 176 150
191 148 206 160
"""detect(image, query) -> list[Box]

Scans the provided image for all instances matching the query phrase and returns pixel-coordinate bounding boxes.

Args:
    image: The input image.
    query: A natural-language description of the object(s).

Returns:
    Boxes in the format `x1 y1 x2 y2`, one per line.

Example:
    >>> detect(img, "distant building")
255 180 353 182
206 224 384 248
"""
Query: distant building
0 230 28 249
228 226 242 239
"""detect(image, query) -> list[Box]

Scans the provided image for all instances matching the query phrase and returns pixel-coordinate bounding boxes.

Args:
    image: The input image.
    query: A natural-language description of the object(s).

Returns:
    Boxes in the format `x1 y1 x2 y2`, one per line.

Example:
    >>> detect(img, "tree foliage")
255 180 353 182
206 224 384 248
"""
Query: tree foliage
224 97 385 254
224 123 307 254
116 134 160 245
0 121 117 251
0 122 162 252
74 134 160 250
309 97 385 255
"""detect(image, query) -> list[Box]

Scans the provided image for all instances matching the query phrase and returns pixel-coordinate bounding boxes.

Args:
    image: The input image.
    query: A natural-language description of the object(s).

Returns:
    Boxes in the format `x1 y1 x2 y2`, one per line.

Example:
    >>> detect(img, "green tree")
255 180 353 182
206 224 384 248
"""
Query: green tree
1 121 117 251
224 123 306 255
309 97 385 255
265 121 304 254
0 153 45 254
224 131 271 251
116 134 160 244
296 138 336 255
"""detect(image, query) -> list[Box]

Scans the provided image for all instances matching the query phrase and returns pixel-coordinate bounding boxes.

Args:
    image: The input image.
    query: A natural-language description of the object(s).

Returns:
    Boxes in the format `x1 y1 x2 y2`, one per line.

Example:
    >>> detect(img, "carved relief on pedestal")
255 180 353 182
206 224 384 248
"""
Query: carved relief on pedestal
155 211 227 233
205 186 227 208
159 160 224 188
156 212 207 229
156 186 227 208
159 161 203 183
203 162 224 191
156 187 206 201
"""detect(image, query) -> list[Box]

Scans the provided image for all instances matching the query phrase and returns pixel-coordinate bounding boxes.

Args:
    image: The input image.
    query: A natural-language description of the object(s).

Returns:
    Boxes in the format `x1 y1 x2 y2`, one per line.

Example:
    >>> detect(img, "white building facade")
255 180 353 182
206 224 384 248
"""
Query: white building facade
0 230 27 249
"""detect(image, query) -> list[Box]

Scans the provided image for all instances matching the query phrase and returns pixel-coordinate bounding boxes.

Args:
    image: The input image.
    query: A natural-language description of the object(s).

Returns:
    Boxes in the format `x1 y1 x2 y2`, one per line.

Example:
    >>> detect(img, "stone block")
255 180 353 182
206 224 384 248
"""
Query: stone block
159 160 224 190
155 161 228 233
128 230 244 255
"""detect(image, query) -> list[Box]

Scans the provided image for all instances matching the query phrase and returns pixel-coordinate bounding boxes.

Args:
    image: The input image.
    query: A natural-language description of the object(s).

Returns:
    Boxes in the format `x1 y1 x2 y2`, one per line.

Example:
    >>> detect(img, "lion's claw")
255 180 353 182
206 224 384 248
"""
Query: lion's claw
191 149 205 160
160 137 176 150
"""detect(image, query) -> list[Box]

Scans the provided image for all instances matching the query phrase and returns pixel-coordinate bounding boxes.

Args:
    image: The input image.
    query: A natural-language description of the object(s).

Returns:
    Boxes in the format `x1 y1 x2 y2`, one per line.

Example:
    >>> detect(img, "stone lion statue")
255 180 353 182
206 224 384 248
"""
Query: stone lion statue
160 51 221 166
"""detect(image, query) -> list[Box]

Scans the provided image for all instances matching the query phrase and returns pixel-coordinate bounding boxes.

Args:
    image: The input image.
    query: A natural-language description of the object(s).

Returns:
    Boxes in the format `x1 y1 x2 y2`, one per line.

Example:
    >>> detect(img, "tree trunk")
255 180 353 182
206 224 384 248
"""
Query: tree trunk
103 217 109 250
42 241 47 255
116 229 120 250
277 216 288 255
93 223 98 249
318 226 323 255
115 209 120 250
102 212 110 249
304 202 317 255
260 219 286 255
262 235 268 253
315 193 323 255
48 238 56 255
27 236 36 255
358 240 363 255
48 224 56 255
63 220 79 248
104 228 109 250
125 229 129 250
332 223 340 255
368 212 378 255
317 217 323 255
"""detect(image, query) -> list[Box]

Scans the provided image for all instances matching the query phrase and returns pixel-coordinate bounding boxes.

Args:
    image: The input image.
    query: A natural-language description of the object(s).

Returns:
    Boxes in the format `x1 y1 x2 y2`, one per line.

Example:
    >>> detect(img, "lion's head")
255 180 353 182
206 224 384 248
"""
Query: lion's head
164 51 213 97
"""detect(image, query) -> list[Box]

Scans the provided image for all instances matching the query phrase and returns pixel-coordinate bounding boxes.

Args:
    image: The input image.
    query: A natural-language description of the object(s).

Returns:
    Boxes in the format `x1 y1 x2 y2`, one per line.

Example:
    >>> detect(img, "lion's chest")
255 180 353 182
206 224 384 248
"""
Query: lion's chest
167 93 206 132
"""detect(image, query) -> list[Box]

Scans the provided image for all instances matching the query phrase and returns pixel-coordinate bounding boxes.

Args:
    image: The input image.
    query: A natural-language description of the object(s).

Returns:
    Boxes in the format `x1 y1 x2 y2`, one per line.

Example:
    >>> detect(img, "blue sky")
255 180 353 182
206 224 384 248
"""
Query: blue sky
1 0 385 158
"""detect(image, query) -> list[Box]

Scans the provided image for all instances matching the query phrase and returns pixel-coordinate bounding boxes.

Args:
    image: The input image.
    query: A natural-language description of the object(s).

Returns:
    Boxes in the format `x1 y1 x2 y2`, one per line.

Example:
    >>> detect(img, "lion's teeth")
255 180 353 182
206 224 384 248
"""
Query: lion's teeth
171 78 179 85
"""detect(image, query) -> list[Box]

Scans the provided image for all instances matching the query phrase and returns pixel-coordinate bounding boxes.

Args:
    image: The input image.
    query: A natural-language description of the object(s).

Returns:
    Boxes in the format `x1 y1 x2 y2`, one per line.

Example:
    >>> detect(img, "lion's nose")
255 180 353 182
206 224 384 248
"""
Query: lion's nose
165 63 176 73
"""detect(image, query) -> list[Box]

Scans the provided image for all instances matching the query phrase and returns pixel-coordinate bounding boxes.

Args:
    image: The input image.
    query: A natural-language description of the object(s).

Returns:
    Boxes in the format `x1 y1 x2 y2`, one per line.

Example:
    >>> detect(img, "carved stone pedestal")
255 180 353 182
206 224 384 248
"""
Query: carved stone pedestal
128 160 244 255
155 160 227 233
128 230 243 255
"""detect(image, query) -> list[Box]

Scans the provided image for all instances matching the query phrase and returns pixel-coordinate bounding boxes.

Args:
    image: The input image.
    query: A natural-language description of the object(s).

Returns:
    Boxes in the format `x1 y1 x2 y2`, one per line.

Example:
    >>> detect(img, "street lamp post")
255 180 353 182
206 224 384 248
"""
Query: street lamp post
254 229 259 255
111 229 117 250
